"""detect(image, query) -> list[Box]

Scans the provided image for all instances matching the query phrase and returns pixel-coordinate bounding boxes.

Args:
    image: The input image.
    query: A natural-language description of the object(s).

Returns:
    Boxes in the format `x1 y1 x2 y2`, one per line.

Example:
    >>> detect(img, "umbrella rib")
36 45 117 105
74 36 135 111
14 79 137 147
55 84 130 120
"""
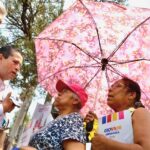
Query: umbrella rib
36 38 100 64
109 58 150 65
39 64 101 83
84 68 102 89
107 16 150 60
105 67 110 88
78 0 103 56
107 64 126 77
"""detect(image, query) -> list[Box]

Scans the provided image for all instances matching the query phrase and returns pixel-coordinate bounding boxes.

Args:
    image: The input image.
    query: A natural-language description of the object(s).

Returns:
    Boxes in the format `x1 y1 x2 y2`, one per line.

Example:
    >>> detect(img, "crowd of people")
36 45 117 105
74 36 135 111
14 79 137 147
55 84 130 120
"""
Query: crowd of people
19 78 150 150
1 1 150 150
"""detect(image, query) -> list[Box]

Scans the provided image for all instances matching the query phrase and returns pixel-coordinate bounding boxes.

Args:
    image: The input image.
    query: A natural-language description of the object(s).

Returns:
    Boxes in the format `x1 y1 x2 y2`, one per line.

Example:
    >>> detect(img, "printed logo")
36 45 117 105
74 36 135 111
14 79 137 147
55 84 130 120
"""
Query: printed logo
104 125 122 136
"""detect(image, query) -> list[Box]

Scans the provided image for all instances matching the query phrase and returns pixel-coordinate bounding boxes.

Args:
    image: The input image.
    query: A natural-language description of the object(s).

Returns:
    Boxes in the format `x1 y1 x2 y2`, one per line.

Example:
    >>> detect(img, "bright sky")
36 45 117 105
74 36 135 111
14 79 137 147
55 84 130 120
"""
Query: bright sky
129 0 150 8
64 0 150 9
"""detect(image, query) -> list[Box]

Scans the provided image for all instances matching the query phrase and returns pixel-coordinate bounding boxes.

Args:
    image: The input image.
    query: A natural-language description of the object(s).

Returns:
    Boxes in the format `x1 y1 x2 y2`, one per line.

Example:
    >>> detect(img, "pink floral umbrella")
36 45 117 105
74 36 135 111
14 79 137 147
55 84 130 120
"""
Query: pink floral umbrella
35 0 150 116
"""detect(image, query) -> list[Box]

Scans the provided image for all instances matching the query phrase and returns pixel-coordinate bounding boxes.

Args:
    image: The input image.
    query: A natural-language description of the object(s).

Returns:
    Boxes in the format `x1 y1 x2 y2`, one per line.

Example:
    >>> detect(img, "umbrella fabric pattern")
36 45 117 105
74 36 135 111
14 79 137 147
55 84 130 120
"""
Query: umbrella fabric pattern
35 0 150 116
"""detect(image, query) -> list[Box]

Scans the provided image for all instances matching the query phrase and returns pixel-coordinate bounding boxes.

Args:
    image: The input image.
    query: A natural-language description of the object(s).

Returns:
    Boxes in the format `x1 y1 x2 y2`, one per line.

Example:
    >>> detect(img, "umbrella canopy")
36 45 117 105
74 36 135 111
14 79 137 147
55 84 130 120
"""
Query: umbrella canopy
35 0 150 116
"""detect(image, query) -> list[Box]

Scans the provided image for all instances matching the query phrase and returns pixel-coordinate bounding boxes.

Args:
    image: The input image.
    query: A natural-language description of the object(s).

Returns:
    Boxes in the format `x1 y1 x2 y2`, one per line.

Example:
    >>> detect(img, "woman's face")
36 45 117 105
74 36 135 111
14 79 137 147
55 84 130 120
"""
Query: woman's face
107 79 131 111
54 89 75 110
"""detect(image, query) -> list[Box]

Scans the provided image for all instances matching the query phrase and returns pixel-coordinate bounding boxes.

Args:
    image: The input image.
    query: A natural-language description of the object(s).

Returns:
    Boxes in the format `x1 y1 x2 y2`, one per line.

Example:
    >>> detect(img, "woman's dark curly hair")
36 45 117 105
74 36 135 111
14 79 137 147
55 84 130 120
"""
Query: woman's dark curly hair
122 77 144 108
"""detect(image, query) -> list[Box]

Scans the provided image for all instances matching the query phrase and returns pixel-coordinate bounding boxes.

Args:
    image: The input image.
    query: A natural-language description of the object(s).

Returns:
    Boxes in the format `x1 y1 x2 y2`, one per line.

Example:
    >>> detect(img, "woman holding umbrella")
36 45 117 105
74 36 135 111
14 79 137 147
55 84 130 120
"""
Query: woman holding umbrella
85 77 150 150
20 79 87 150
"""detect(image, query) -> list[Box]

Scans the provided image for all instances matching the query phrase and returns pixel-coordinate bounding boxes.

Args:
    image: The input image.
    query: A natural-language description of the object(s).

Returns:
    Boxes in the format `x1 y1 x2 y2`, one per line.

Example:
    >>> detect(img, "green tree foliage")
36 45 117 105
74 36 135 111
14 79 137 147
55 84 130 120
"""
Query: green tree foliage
0 33 8 45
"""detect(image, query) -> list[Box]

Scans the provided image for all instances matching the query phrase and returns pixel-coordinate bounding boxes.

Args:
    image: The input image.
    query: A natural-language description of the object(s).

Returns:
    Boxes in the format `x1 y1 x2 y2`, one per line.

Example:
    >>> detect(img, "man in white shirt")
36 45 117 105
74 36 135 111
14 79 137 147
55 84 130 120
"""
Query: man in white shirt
0 4 23 149
0 45 23 149
0 45 23 118
0 3 23 115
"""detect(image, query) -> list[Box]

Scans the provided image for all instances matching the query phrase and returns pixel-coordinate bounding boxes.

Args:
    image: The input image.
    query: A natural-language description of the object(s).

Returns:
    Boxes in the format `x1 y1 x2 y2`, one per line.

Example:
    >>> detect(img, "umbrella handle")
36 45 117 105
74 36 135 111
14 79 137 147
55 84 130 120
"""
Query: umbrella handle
86 120 94 132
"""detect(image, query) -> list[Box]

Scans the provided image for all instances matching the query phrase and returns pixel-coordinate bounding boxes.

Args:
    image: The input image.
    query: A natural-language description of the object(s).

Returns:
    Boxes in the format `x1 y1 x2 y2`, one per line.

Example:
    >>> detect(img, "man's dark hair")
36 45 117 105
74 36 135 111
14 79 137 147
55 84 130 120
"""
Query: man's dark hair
122 77 144 108
0 45 20 59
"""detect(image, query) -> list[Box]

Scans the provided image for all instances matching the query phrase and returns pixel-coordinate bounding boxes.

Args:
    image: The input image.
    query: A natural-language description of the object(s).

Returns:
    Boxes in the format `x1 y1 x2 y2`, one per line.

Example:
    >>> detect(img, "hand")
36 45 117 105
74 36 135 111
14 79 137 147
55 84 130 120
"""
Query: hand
84 111 98 123
2 92 15 113
20 146 37 150
91 134 107 150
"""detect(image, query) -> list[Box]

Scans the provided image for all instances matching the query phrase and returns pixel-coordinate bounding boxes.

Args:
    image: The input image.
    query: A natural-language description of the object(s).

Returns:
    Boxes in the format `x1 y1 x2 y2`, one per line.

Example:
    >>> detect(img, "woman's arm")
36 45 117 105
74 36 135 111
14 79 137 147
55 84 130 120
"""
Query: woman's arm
91 108 150 150
60 113 86 150
63 139 85 150
132 108 150 150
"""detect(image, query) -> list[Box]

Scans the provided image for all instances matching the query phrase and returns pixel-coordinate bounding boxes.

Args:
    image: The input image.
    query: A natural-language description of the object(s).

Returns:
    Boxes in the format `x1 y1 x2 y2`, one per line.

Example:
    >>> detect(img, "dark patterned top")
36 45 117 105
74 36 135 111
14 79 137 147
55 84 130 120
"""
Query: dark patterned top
29 112 86 150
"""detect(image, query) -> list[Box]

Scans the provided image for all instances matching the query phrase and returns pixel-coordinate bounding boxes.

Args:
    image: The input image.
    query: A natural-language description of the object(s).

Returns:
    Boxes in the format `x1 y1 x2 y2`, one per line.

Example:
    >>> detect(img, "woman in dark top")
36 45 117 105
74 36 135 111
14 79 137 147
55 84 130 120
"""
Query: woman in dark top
20 79 87 150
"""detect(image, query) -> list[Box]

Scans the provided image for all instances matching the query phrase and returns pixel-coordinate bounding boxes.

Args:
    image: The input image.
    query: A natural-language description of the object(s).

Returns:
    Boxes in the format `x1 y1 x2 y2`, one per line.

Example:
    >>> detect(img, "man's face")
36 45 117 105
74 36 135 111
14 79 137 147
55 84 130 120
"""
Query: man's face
0 50 23 80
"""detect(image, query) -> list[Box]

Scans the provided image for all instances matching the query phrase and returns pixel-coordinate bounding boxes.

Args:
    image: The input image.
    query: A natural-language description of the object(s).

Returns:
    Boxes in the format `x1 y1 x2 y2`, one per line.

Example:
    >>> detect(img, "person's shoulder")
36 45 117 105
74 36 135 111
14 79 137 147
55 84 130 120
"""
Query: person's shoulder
132 107 150 120
68 112 81 117
66 112 83 123
59 113 84 128
134 107 149 114
61 112 82 121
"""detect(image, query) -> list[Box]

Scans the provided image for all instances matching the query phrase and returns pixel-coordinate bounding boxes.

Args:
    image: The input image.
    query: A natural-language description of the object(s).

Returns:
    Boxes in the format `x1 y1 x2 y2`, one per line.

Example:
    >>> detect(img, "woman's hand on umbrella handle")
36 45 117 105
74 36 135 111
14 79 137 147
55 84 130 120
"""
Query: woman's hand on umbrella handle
84 111 98 123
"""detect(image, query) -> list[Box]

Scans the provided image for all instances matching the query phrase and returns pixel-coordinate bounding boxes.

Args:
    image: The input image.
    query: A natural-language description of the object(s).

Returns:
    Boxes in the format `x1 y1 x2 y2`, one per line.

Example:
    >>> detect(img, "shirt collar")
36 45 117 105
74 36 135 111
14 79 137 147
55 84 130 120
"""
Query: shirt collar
0 78 5 91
